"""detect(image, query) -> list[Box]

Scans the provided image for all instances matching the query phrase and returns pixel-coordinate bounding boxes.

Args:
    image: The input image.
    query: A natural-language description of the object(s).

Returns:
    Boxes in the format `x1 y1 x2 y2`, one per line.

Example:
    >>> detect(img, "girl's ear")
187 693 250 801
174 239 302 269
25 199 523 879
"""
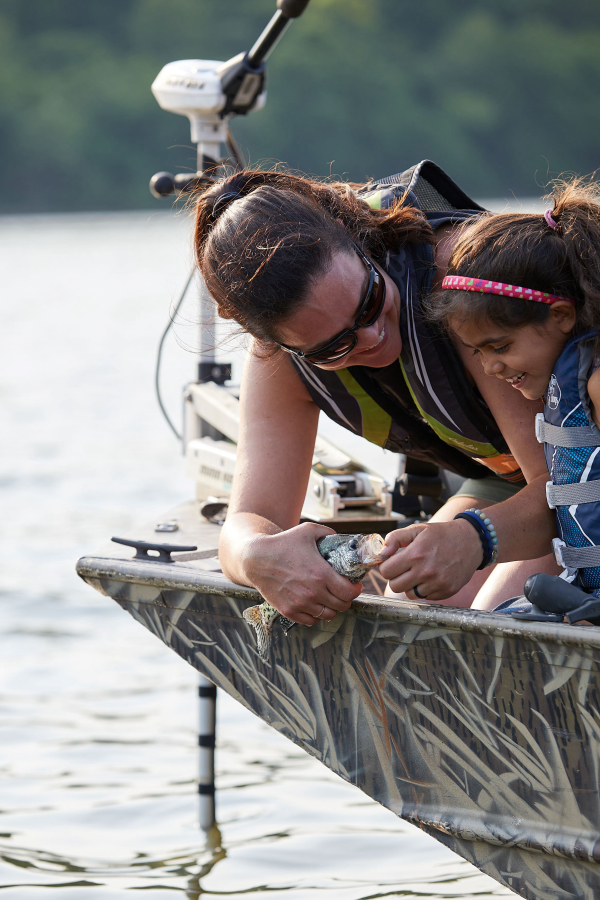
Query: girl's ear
549 300 578 335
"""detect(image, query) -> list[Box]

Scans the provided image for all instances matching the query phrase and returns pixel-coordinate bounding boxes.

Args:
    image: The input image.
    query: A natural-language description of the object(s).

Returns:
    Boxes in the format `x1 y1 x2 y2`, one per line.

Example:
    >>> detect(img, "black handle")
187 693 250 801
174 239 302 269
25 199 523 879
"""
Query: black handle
277 0 311 17
524 573 589 614
111 536 197 563
524 573 600 625
247 0 311 68
397 473 443 499
150 171 214 199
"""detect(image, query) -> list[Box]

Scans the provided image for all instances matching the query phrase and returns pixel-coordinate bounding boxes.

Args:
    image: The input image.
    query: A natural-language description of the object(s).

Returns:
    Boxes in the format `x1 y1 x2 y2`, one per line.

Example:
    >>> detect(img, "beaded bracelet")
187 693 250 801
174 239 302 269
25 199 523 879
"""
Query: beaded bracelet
453 508 499 569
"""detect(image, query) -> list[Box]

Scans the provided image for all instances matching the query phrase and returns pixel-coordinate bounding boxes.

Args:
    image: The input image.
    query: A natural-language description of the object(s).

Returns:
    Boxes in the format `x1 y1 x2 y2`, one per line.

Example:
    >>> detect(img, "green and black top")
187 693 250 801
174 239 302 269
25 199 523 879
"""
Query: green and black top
290 161 524 483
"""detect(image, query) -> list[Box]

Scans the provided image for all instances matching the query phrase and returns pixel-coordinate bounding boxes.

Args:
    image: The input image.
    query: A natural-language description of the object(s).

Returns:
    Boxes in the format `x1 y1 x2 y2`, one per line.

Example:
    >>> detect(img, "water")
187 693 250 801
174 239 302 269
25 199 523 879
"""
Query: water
0 210 512 898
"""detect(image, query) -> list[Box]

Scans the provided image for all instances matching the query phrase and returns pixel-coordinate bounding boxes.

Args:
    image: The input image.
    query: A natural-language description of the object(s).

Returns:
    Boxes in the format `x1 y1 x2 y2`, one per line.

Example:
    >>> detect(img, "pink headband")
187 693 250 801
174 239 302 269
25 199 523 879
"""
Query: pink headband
441 275 575 306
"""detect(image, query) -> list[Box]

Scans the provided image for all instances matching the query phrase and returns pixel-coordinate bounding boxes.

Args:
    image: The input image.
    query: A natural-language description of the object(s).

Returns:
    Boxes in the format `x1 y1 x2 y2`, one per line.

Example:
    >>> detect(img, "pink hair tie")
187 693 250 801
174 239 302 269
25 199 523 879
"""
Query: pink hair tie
441 275 575 306
544 208 558 231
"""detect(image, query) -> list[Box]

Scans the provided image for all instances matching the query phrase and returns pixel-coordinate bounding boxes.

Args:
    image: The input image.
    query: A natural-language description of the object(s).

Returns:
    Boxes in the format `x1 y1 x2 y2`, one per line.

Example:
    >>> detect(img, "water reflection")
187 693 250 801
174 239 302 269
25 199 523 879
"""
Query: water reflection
186 825 226 898
0 834 226 890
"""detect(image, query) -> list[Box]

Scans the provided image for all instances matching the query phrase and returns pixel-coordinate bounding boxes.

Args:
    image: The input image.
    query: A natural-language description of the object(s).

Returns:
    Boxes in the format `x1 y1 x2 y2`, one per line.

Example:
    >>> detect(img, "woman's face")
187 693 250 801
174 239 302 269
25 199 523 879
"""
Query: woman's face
274 249 402 370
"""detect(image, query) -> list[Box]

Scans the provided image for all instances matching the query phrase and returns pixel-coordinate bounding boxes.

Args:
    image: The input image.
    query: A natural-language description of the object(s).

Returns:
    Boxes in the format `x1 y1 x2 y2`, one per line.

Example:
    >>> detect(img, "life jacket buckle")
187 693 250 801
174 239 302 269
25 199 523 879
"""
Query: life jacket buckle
535 412 545 444
546 481 557 509
552 538 567 568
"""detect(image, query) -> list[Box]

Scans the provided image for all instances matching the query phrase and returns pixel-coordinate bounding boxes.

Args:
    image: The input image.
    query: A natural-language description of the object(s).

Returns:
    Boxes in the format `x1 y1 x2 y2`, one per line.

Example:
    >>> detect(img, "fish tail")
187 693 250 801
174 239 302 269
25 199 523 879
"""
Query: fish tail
242 605 273 664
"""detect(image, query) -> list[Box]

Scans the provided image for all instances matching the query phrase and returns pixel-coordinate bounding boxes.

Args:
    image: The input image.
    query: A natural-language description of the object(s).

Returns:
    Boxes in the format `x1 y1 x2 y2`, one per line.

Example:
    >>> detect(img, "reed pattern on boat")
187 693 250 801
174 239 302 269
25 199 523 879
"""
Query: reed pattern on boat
79 562 600 900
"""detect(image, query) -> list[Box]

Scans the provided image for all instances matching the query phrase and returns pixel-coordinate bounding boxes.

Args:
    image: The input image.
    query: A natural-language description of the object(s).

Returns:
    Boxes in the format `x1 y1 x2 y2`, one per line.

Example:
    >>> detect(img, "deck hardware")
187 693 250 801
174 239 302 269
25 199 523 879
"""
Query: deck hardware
511 572 600 625
398 472 443 499
510 605 564 623
155 520 179 533
565 597 600 624
200 501 228 525
111 536 197 562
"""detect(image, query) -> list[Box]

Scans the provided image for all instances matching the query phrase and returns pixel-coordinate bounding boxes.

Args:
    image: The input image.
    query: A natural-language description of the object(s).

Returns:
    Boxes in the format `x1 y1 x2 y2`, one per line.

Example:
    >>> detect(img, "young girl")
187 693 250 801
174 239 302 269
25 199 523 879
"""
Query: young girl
426 179 600 603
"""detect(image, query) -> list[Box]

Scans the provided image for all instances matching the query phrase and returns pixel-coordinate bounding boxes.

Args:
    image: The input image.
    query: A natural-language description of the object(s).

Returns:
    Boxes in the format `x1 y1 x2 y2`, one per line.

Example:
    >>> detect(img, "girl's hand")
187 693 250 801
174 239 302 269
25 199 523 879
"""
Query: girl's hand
378 519 483 601
243 522 362 625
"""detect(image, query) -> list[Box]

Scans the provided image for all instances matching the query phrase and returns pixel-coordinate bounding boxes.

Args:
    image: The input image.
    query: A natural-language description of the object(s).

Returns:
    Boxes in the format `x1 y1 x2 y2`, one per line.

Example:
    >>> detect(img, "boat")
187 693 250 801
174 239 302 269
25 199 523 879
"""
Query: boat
77 500 600 900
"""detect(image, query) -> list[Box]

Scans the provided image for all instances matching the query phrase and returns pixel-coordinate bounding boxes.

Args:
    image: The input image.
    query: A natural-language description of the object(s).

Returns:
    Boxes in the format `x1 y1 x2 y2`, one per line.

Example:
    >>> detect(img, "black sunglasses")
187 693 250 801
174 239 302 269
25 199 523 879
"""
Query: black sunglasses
276 242 386 365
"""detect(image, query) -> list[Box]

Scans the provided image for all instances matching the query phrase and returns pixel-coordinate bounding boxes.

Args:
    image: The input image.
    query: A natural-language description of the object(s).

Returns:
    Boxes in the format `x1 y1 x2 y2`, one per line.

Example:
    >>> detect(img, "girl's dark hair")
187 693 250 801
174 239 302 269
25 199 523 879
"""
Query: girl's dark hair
193 167 433 349
425 177 600 337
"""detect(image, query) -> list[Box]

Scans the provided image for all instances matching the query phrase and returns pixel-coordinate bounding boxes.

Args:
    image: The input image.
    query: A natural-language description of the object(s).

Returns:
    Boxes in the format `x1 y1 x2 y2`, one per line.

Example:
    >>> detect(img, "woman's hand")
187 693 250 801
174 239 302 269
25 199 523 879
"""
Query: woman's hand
242 522 362 625
378 519 483 601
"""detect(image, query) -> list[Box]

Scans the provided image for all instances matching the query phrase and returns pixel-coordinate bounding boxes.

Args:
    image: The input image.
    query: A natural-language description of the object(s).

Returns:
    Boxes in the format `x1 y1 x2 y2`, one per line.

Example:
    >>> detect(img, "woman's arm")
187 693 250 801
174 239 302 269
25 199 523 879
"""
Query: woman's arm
379 345 556 599
219 349 361 624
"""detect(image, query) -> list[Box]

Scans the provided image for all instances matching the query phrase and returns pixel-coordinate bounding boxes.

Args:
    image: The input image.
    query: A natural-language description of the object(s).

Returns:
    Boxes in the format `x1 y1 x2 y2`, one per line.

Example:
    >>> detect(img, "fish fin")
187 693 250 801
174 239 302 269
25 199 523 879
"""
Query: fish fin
242 605 263 626
278 616 297 635
242 605 273 664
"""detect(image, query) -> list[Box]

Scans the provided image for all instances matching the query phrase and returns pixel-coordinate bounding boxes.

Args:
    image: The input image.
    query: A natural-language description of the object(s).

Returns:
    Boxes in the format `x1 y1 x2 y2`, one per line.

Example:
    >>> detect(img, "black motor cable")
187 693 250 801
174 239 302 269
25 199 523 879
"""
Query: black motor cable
155 269 195 441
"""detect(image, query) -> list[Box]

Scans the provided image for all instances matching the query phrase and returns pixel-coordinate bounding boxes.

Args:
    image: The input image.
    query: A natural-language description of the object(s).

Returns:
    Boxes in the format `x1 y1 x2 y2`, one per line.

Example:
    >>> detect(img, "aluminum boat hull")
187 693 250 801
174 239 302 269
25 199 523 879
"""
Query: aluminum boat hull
77 502 600 899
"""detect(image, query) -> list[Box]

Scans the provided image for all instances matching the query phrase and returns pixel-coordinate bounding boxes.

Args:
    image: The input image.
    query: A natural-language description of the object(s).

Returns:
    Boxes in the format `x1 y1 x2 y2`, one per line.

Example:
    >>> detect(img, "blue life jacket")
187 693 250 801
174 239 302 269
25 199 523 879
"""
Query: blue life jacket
537 330 600 592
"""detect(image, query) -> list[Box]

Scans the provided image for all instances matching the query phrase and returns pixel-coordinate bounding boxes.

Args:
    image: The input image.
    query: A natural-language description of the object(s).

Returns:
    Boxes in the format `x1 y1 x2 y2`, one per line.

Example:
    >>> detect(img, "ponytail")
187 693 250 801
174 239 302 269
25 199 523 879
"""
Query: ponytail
425 176 600 338
549 178 600 334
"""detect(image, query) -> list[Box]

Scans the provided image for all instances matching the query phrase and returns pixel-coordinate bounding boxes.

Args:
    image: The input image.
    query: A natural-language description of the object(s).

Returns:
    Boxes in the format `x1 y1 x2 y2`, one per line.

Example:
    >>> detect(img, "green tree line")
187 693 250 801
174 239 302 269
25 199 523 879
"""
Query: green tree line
1 0 600 212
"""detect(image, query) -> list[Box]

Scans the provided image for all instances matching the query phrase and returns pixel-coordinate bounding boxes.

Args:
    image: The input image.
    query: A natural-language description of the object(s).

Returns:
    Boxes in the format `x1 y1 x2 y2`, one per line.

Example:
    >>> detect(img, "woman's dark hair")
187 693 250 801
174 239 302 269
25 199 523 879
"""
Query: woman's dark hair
425 177 600 337
193 167 433 349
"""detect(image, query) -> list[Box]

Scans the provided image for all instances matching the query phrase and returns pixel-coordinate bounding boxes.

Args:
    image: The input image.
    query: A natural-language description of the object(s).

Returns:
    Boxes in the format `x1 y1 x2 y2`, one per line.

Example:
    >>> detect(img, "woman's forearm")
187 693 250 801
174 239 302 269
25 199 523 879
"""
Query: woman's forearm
219 512 283 586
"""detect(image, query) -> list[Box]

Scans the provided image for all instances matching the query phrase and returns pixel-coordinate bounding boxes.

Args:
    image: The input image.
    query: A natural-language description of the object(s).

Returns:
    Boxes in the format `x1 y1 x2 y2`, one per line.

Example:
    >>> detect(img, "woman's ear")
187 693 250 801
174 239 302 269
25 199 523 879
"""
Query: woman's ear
549 300 577 334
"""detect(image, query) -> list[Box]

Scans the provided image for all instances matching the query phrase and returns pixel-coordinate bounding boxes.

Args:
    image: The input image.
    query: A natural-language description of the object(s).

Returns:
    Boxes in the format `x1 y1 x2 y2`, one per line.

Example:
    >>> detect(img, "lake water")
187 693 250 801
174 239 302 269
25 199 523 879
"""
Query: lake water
0 209 514 898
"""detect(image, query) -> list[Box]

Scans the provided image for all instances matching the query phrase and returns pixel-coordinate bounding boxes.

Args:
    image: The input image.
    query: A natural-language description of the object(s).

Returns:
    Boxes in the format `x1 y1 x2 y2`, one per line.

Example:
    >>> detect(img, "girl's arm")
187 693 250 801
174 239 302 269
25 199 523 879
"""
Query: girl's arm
219 350 361 624
379 345 556 599
587 368 600 429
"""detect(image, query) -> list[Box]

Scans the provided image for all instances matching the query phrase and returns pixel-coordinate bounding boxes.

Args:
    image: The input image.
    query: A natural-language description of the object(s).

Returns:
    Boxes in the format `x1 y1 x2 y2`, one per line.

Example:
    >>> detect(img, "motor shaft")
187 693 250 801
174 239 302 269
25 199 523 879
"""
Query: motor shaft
198 675 217 831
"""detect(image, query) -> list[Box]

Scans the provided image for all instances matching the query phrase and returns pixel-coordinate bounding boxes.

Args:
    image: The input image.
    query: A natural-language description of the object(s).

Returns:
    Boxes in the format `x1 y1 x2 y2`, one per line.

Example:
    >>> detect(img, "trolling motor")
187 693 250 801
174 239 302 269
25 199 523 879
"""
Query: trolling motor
151 0 313 444
149 0 379 531
149 0 312 197
510 573 600 625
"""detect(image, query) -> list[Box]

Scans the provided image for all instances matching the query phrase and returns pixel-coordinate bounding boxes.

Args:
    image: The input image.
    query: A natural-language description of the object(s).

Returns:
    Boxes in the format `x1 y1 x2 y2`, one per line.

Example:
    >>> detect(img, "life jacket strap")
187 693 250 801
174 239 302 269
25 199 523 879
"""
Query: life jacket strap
546 479 600 509
553 538 600 569
535 413 600 448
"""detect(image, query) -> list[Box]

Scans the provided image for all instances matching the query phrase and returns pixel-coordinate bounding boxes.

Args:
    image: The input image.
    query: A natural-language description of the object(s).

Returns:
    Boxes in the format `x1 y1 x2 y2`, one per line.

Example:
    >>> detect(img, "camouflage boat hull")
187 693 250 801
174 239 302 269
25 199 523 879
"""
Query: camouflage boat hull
77 504 600 900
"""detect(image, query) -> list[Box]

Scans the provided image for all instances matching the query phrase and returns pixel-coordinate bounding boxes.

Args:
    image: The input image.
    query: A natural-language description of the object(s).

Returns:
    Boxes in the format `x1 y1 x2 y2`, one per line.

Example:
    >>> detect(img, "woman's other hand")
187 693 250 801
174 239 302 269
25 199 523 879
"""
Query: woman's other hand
242 522 361 625
378 519 483 601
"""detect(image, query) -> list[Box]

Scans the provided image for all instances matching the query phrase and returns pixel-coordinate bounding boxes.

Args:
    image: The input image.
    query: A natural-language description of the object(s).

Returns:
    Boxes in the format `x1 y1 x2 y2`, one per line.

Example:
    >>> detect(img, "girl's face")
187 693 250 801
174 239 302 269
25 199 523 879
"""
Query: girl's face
274 249 402 370
450 302 577 401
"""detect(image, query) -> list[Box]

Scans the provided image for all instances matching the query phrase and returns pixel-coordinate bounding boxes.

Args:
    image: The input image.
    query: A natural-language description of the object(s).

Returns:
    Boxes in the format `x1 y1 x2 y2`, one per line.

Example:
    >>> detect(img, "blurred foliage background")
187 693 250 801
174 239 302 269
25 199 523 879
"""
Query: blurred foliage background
1 0 600 212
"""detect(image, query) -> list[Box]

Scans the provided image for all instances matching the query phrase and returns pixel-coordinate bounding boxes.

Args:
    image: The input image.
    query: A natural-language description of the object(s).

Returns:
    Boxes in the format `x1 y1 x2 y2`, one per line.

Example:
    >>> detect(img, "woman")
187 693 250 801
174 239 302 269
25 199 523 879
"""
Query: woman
193 161 559 623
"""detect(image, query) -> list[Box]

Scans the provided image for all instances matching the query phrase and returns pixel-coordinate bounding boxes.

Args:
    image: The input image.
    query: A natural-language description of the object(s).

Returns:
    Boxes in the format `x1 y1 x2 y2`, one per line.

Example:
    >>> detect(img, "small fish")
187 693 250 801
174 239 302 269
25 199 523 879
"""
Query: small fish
317 532 386 583
243 532 386 663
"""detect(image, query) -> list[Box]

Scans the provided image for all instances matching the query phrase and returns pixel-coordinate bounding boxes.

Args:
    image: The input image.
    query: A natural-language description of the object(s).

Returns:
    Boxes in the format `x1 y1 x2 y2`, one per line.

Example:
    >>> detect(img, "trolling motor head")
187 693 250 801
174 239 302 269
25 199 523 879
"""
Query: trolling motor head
150 0 311 197
151 57 266 153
